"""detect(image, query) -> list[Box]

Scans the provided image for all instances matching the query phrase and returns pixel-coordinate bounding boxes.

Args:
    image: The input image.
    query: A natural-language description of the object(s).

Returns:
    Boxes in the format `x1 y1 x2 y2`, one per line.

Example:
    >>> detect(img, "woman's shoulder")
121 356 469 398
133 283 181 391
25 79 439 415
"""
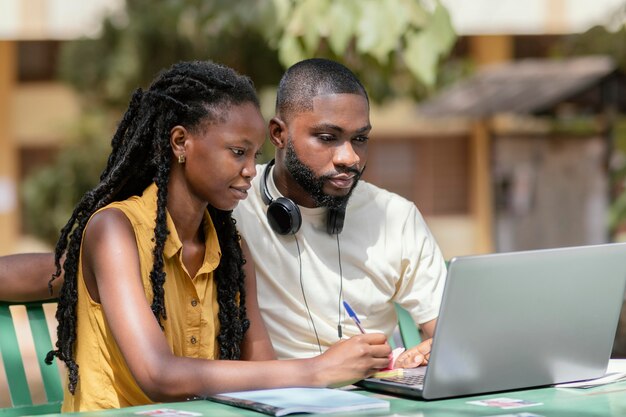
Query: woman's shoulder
94 192 155 230
84 207 135 246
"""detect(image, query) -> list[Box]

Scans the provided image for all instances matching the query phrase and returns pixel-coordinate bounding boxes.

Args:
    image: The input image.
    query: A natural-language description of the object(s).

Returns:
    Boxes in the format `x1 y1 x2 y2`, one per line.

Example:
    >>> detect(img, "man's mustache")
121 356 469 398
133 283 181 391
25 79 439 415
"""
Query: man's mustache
323 165 363 178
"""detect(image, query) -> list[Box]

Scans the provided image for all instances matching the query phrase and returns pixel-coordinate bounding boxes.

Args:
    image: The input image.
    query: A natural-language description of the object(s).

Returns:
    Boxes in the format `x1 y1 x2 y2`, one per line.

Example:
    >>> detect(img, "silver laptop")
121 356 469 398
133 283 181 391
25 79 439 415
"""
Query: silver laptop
358 243 626 400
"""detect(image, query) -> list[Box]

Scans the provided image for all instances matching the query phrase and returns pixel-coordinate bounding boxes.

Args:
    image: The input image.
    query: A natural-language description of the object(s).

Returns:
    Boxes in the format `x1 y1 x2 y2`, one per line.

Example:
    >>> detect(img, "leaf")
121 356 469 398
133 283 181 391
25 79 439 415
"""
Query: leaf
327 1 358 55
403 29 439 86
429 1 457 53
271 0 291 24
258 0 290 44
278 35 307 68
356 0 409 63
400 0 429 27
401 1 456 87
285 0 306 37
300 0 331 54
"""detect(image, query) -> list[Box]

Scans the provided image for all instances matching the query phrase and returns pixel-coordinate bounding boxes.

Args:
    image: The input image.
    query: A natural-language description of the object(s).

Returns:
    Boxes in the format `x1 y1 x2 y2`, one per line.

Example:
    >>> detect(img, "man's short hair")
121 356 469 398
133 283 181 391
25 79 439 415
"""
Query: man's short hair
276 58 369 121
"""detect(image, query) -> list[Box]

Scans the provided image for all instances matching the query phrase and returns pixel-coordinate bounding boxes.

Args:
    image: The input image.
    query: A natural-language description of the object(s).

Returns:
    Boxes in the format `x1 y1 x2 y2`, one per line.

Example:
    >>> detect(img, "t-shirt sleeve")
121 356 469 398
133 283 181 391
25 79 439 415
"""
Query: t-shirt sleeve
393 204 447 325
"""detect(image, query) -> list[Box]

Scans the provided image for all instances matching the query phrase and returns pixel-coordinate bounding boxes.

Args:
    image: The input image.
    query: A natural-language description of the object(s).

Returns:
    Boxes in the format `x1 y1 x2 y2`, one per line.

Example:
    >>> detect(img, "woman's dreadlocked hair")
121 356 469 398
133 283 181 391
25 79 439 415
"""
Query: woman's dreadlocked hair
46 61 258 394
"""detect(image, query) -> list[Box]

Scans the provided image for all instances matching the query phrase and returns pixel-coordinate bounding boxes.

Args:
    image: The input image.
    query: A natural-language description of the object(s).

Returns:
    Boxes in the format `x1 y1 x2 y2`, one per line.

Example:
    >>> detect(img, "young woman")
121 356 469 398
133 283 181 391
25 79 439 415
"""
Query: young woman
44 60 391 411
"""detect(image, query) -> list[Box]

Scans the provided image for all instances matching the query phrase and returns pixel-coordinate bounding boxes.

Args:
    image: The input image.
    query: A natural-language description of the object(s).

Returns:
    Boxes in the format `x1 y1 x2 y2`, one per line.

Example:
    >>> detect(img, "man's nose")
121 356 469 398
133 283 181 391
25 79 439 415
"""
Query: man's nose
334 141 359 168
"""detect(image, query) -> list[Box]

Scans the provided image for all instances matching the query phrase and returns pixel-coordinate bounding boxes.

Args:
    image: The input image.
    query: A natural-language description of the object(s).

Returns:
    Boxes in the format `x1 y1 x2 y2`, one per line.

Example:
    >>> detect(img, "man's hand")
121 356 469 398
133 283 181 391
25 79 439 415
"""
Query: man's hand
393 338 433 368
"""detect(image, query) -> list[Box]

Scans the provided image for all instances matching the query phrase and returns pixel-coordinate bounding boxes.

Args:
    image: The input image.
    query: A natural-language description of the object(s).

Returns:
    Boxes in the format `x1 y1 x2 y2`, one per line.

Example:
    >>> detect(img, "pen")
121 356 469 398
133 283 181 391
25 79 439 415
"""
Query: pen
343 300 366 334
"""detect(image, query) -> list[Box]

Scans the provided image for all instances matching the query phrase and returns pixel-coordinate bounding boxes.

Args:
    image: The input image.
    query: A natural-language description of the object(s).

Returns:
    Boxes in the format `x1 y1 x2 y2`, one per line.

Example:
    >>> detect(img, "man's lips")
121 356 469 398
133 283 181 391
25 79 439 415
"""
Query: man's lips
327 175 355 189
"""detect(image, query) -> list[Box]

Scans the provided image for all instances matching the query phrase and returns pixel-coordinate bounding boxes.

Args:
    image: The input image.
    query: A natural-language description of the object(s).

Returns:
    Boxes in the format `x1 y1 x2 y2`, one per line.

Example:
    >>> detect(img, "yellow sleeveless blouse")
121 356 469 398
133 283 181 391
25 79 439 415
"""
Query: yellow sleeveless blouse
62 183 221 412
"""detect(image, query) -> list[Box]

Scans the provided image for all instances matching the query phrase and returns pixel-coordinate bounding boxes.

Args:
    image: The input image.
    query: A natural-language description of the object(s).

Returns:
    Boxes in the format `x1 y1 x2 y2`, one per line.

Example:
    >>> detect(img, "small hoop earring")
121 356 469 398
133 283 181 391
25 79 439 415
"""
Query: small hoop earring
178 154 186 164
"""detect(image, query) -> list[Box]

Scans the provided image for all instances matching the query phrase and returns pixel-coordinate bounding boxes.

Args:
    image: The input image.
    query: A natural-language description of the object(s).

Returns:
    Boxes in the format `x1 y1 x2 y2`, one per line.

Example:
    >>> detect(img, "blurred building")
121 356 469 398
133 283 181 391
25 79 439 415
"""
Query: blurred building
362 0 626 258
413 56 623 253
1 0 625 257
0 0 120 254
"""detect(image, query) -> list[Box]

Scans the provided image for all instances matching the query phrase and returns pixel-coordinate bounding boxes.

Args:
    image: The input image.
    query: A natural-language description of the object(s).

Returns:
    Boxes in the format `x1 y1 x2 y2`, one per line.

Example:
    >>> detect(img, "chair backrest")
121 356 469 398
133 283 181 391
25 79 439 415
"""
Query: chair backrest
394 304 422 348
0 301 63 416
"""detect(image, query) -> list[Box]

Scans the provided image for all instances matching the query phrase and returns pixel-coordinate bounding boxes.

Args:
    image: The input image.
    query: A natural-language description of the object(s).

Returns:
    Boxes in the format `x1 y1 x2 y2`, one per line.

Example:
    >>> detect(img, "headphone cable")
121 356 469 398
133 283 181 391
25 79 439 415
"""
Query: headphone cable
294 233 323 354
336 233 344 338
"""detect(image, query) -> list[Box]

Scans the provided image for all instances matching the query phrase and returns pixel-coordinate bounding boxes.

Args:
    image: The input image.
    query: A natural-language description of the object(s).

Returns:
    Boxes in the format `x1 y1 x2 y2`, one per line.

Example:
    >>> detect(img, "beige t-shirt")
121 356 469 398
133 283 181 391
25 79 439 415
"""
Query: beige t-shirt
234 164 446 359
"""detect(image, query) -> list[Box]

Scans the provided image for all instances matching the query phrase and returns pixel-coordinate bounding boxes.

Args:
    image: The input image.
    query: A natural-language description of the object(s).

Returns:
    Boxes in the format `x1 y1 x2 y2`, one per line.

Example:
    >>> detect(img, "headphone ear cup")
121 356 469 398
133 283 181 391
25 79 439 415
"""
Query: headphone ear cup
267 197 302 235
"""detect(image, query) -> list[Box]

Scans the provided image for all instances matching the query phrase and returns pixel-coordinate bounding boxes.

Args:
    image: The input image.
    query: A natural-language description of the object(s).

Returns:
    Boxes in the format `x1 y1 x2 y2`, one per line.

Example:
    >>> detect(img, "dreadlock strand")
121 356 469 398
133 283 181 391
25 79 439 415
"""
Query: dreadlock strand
148 153 171 325
212 209 249 360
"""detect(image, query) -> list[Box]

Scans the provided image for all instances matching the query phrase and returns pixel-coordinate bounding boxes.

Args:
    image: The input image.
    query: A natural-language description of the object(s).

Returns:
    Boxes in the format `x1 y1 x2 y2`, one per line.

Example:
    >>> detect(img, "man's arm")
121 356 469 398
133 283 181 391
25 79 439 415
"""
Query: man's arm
419 318 436 339
0 252 61 301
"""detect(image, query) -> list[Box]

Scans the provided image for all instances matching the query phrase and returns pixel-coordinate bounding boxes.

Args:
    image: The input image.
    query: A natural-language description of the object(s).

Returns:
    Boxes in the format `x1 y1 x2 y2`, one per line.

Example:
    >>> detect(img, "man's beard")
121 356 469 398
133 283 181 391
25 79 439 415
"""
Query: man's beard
284 139 362 209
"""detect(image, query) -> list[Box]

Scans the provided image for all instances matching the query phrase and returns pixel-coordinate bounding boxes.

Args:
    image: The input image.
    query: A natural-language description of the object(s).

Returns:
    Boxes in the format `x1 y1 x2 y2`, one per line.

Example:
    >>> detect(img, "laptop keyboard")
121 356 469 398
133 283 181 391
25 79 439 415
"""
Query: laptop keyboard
382 372 425 387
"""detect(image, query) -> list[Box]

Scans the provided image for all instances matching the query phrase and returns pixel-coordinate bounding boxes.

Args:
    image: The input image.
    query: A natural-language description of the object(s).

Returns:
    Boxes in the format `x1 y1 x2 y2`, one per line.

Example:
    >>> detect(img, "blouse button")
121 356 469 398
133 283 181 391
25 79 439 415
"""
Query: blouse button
191 299 198 307
190 336 197 344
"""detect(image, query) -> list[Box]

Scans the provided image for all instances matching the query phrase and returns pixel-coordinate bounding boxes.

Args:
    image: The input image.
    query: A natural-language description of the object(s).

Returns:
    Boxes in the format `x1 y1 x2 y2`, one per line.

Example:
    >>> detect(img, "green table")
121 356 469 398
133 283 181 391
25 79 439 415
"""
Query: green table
41 382 626 417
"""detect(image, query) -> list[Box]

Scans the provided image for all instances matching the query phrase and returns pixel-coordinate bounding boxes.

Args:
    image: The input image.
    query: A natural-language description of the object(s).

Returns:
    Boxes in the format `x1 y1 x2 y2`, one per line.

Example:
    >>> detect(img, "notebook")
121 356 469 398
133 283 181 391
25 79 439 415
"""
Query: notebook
358 243 626 400
208 387 389 416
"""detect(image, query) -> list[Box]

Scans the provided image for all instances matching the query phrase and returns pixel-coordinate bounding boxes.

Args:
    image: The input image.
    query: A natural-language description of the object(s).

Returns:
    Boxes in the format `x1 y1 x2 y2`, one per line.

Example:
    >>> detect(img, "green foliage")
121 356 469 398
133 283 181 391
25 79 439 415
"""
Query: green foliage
556 26 626 72
608 118 626 232
22 113 113 245
58 0 456 106
554 3 626 71
58 0 285 108
267 0 457 100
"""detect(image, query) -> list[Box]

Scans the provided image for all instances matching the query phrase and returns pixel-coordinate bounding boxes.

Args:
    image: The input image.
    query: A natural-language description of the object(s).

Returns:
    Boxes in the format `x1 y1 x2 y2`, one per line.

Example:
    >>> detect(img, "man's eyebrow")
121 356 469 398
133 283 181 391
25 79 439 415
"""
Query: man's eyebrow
309 123 372 133
355 124 372 134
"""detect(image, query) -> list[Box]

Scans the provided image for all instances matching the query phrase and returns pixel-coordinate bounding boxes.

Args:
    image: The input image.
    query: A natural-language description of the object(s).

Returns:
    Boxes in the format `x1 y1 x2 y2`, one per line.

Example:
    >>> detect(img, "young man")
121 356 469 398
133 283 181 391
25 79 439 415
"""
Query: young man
233 59 445 367
1 58 445 368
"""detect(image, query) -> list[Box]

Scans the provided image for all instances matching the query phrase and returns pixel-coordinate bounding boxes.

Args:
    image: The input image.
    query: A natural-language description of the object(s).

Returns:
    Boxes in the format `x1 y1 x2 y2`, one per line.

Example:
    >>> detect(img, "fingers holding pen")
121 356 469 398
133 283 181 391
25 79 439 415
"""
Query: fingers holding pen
354 332 392 359
315 332 391 387
335 333 391 364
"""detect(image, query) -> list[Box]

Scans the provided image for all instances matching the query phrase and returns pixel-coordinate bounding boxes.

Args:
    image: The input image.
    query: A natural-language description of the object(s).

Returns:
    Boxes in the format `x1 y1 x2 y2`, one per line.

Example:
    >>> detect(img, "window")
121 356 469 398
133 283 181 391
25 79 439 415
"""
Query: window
18 41 60 82
363 136 469 215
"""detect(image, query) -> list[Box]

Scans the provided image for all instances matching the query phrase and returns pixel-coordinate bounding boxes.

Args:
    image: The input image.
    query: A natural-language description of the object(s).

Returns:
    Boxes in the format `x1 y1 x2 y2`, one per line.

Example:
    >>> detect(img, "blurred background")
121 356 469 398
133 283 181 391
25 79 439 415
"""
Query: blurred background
3 0 626 403
2 0 626 350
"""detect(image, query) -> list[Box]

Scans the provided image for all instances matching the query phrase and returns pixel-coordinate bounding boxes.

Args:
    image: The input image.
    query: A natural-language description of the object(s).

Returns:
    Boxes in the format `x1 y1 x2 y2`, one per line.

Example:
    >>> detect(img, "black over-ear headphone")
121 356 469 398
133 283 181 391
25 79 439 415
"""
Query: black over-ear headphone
260 159 345 235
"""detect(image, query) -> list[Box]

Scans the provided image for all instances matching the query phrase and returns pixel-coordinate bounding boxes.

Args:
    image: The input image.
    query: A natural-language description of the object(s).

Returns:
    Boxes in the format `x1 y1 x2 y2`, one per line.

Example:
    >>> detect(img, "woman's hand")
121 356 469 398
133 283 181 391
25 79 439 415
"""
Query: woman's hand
310 333 391 387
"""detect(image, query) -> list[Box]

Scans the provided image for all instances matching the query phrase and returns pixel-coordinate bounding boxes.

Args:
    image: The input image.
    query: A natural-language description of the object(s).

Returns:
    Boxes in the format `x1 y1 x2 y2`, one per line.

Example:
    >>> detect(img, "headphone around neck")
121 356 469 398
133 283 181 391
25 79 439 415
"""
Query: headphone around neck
260 159 345 235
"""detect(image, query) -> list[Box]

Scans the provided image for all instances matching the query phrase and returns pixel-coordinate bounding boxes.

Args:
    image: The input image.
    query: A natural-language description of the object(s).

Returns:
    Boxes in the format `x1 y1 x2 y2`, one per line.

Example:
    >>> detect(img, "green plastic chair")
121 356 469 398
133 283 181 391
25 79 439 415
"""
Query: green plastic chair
393 304 422 348
0 301 63 416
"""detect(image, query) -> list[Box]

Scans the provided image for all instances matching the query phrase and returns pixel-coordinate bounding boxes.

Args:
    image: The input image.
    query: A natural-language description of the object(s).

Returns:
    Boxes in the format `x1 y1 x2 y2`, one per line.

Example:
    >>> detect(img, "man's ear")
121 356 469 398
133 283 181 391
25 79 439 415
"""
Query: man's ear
268 117 287 149
170 125 188 159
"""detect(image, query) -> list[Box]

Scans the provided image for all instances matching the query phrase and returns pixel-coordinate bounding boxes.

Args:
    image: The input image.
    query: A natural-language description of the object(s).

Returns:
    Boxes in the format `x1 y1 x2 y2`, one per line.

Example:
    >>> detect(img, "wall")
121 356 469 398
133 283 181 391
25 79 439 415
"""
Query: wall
494 134 609 251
